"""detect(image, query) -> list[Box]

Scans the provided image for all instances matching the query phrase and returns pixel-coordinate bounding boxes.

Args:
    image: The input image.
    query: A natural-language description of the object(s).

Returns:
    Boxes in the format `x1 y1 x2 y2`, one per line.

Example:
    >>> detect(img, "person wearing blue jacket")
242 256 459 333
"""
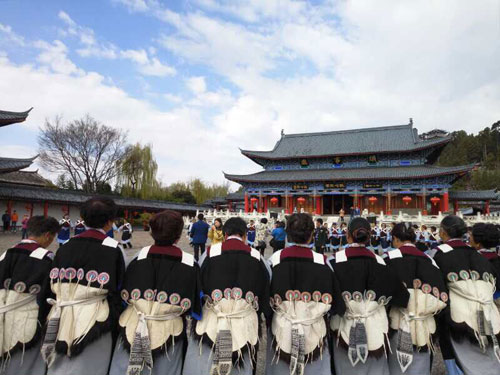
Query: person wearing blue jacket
190 213 210 260
271 221 286 253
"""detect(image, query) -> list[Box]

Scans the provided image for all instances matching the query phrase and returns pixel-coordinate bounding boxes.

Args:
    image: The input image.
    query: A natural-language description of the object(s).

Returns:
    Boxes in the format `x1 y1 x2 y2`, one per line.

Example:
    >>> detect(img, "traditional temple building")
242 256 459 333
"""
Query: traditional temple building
0 108 32 127
225 121 475 215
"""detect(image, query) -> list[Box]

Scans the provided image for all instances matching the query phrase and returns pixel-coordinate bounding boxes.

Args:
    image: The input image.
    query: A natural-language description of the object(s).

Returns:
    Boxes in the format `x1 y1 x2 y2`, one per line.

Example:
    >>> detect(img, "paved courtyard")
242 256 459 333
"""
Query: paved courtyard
0 229 446 374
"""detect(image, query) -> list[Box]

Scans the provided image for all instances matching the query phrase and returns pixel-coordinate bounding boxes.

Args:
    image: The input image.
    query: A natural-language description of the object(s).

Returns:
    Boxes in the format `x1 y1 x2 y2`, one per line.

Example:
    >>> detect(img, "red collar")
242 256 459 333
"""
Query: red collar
75 229 107 241
446 239 469 248
399 244 426 257
345 246 375 259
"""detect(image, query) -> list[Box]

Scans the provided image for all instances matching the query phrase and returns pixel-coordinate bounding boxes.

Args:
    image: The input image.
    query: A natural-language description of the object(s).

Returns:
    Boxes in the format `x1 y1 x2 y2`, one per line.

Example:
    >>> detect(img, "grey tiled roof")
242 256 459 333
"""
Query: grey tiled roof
0 183 207 213
449 190 499 201
0 108 32 127
224 164 474 183
0 156 37 173
0 170 50 187
226 191 245 200
241 124 451 161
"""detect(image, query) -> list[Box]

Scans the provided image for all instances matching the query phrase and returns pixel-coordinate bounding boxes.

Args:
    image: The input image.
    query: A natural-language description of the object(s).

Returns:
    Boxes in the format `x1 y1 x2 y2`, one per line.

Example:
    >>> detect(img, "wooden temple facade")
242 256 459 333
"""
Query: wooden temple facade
225 121 475 215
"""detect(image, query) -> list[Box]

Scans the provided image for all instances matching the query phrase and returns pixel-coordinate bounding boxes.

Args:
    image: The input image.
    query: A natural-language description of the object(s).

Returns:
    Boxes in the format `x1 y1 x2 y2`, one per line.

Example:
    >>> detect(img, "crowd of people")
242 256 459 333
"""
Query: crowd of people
0 196 499 375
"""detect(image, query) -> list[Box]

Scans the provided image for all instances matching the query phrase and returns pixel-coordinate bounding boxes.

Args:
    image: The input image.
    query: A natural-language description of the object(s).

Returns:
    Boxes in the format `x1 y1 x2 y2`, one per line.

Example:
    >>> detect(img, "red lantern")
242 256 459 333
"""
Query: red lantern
270 197 278 204
250 197 258 204
430 197 440 206
297 197 306 204
368 196 377 205
402 196 412 205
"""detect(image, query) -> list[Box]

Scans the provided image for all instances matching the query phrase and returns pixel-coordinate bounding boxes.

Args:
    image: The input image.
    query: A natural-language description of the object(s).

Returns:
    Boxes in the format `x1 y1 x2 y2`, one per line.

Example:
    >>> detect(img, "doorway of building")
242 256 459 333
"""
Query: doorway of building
323 195 353 215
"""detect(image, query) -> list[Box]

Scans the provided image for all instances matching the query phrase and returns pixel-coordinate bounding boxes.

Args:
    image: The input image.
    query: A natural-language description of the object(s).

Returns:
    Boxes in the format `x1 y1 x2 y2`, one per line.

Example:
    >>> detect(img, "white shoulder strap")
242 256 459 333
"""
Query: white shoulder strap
102 237 119 248
312 251 325 265
137 246 151 260
269 250 282 267
181 251 195 267
425 253 440 268
210 243 222 257
388 249 403 259
336 250 347 263
30 247 49 260
375 254 386 265
438 244 454 253
0 251 7 262
250 248 261 260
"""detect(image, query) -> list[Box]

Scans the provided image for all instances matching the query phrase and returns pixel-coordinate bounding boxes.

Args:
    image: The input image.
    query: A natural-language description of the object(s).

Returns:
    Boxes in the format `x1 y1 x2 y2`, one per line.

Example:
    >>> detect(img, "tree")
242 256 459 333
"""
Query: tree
117 143 159 199
38 115 128 193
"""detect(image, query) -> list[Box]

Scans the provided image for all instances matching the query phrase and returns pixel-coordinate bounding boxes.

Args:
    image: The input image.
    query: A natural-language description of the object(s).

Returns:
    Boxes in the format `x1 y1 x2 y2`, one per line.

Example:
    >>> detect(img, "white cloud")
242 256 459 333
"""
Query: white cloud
0 23 25 46
34 40 84 76
186 76 207 94
5 1 500 188
120 49 176 76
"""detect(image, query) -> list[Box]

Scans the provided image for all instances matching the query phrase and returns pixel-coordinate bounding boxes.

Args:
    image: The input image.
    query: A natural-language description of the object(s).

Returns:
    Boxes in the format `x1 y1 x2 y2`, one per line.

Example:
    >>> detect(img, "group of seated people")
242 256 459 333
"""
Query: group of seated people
0 195 499 375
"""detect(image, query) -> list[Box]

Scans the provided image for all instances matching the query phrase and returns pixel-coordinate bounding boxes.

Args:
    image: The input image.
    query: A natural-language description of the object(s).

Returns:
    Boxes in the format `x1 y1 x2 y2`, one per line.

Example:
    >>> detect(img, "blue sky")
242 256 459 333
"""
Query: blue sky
1 0 499 187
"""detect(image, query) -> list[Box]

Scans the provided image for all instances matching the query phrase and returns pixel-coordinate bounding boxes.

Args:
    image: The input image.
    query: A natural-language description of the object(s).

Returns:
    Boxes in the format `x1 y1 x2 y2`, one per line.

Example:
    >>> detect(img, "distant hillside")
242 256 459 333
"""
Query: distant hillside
436 121 500 190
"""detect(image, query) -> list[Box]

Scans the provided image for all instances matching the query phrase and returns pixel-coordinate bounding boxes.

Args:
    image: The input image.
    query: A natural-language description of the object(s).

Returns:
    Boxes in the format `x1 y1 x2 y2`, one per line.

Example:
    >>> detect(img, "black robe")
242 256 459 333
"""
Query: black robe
0 240 54 356
49 229 125 356
119 244 202 354
430 240 500 343
269 245 344 362
330 245 409 357
198 238 271 346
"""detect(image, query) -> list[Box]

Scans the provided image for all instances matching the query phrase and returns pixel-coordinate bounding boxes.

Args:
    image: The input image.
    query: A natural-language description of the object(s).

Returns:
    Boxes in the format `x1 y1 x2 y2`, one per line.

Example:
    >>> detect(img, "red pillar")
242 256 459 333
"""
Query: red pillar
454 199 459 214
244 193 249 213
289 196 294 213
264 197 268 212
43 202 49 218
485 200 490 215
315 196 322 215
441 192 449 212
6 200 12 214
124 209 129 219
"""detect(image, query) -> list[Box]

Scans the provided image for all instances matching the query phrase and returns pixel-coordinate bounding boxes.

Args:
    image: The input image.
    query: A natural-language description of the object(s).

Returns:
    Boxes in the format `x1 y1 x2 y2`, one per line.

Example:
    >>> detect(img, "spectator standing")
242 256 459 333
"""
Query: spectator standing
271 221 286 252
208 217 224 246
10 210 18 232
2 210 10 233
254 217 270 255
21 214 29 239
190 213 210 261
314 218 328 254
339 208 345 222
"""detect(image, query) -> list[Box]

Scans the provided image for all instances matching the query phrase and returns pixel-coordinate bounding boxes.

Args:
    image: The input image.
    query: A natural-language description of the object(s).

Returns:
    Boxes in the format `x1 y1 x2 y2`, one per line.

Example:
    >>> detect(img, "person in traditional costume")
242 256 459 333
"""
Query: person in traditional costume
380 223 390 251
330 223 340 253
255 218 270 256
118 220 134 249
74 217 86 236
385 223 448 375
247 220 257 247
0 216 60 375
182 217 272 375
208 218 224 247
427 215 500 375
266 213 343 375
42 197 126 375
470 223 500 311
339 223 348 249
330 217 410 375
57 215 71 247
109 210 202 375
370 223 381 252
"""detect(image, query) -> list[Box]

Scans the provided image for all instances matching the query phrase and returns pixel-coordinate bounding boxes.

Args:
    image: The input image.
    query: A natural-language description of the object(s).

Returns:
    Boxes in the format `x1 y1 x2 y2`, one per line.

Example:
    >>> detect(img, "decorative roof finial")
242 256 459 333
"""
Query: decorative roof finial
281 129 284 136
409 117 413 125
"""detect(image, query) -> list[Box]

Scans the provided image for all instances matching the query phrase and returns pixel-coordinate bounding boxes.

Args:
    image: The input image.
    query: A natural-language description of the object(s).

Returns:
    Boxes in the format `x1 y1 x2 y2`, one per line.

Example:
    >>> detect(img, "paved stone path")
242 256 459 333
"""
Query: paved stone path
0 229 446 374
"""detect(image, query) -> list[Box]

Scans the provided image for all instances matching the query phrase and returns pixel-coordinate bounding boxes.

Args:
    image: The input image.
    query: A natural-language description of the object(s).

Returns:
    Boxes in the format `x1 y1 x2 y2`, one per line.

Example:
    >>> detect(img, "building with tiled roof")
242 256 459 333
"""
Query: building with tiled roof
225 120 474 215
0 108 32 127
